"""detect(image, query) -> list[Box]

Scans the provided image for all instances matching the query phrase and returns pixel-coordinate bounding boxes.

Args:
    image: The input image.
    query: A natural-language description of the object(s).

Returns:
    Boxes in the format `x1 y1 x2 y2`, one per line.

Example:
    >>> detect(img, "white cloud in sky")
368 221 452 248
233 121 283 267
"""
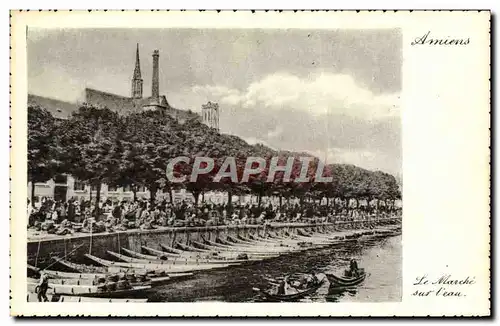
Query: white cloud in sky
310 147 378 168
28 65 85 103
192 72 400 120
242 137 271 147
267 126 284 139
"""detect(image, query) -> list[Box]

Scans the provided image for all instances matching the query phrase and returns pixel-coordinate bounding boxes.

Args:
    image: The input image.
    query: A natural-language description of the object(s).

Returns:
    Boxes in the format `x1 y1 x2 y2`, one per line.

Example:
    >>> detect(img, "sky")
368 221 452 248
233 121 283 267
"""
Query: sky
28 28 402 176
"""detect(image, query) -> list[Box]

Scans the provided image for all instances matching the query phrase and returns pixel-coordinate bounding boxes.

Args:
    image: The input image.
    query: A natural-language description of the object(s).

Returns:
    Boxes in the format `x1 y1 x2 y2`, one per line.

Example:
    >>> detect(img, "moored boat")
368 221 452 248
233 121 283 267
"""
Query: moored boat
27 278 151 298
175 241 214 253
121 247 169 260
109 249 245 266
53 258 174 277
85 253 233 272
258 279 325 302
326 269 367 288
43 269 107 280
58 296 149 303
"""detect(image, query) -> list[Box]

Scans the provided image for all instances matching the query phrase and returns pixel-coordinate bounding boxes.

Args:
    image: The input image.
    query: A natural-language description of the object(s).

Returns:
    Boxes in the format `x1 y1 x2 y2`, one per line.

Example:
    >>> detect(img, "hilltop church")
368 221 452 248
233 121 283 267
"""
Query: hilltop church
29 44 220 127
85 45 171 114
28 44 221 203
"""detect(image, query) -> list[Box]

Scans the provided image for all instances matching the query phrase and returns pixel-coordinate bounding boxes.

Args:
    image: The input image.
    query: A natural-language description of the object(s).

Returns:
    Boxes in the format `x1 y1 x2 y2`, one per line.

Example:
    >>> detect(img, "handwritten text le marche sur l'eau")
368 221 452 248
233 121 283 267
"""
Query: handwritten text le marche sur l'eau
412 274 476 297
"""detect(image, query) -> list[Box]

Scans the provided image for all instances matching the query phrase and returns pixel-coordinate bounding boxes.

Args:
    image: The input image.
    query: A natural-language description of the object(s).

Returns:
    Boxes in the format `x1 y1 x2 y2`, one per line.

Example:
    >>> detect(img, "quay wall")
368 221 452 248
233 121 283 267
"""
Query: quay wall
27 218 401 268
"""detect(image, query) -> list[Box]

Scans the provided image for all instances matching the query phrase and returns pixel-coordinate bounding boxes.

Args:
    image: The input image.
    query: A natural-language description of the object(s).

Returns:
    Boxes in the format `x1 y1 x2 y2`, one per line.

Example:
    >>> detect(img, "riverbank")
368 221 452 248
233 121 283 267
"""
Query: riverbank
27 217 401 267
146 233 402 302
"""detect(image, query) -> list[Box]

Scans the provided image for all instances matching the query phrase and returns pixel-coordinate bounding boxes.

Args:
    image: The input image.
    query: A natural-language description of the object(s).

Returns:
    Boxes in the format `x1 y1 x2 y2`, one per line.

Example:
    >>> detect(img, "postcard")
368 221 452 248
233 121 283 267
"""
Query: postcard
10 10 490 317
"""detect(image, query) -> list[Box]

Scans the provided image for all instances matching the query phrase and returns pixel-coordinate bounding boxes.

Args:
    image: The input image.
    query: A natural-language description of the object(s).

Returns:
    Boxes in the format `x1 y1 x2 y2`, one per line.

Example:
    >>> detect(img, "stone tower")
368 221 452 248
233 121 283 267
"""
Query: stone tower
202 101 220 132
152 49 160 102
131 43 143 99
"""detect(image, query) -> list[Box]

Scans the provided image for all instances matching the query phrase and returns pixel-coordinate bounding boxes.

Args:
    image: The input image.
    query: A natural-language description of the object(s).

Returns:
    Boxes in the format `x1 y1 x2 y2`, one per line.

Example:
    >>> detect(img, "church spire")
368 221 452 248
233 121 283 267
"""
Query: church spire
131 43 143 98
133 43 141 79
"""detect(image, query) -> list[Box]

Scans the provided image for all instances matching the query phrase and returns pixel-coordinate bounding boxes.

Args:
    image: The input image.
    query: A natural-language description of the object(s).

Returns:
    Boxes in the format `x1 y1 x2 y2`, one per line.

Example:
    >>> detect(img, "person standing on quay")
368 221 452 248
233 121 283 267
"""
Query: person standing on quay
36 272 50 302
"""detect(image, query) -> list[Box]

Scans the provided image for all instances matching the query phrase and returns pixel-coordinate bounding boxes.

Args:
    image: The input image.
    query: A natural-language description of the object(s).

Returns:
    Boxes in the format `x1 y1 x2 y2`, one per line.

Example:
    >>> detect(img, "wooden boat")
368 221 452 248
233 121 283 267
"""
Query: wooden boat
159 243 219 257
181 237 275 256
110 250 244 266
247 233 277 243
58 296 148 303
227 235 253 245
121 247 169 260
29 276 100 286
27 278 151 298
196 240 269 260
128 247 214 263
108 250 173 265
203 238 240 249
284 233 332 246
158 244 185 254
216 237 237 246
55 258 157 276
85 253 232 272
232 236 295 250
249 234 296 247
191 240 228 251
244 234 290 247
236 235 260 245
255 233 307 247
44 269 107 280
58 258 161 275
192 240 263 256
297 229 314 237
143 245 182 257
175 241 211 253
326 269 367 288
147 244 231 261
29 269 172 287
216 237 290 255
27 292 54 302
259 279 325 302
54 258 111 274
185 243 255 263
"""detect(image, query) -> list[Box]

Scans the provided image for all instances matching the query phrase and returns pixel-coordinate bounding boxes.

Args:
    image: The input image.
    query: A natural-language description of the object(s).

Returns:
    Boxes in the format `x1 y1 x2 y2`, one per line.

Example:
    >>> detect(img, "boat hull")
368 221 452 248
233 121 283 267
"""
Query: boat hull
260 281 325 302
326 271 367 287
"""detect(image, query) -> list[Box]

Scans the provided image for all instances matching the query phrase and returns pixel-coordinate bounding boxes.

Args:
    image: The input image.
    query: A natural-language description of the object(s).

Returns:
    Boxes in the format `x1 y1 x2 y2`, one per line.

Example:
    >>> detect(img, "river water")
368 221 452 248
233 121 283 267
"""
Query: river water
147 234 402 302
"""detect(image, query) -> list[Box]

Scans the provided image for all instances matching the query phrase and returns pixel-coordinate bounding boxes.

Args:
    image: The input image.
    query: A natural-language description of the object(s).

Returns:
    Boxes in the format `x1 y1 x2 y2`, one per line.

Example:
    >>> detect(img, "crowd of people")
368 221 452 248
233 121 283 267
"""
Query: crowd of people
27 195 402 235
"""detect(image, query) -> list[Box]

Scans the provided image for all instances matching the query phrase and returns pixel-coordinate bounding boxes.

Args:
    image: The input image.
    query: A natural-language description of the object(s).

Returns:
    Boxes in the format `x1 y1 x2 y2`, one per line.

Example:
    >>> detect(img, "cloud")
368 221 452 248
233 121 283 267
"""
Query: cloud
176 72 402 175
310 148 377 166
308 147 400 173
192 72 400 120
241 136 271 148
267 126 284 139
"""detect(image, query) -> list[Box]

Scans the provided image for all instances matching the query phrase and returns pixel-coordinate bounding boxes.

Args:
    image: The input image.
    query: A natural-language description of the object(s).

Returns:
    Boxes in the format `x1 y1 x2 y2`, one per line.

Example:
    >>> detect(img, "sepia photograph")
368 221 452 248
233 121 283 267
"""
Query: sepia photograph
26 27 402 303
9 10 490 317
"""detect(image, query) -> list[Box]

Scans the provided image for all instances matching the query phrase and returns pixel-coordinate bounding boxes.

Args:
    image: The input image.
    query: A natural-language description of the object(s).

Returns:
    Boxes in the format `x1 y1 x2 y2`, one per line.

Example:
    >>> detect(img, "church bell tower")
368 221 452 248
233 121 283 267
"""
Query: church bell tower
131 43 143 99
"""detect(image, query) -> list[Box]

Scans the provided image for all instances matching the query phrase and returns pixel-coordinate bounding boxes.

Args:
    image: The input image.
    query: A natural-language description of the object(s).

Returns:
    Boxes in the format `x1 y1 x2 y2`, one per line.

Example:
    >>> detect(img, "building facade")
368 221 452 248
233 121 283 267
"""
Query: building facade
28 44 221 203
27 175 243 205
201 101 220 131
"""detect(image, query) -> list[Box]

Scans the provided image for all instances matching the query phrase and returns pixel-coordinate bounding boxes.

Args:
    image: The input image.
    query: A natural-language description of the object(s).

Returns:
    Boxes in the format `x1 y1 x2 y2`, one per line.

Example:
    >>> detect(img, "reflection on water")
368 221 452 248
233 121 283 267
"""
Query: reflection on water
148 234 401 303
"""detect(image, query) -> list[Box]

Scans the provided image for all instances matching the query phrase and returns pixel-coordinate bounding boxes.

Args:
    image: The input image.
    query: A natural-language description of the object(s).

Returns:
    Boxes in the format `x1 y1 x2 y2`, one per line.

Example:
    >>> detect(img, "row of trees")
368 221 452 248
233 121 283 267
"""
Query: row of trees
28 104 401 216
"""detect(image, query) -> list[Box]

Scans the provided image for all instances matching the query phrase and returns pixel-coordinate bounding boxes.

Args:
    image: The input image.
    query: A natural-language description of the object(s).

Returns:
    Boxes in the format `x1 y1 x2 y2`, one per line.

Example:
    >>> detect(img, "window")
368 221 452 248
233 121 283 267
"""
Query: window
54 174 68 184
108 185 118 192
91 184 98 191
120 185 146 192
74 180 86 191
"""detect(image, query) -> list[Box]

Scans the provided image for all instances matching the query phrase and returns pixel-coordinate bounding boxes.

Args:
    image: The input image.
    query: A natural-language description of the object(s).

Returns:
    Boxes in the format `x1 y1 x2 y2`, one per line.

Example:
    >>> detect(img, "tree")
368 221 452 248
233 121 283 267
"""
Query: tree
119 110 182 206
57 105 121 218
27 105 62 206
